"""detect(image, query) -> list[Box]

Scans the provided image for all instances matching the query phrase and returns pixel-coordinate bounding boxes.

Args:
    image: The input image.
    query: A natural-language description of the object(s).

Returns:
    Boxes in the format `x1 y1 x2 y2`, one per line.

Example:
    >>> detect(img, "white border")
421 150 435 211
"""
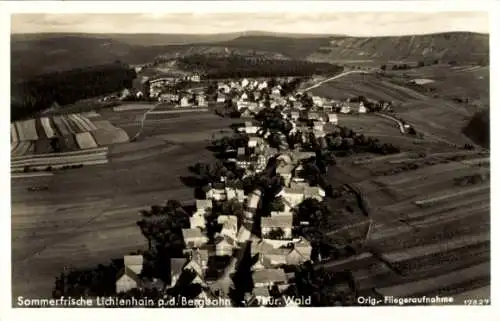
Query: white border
1 1 498 321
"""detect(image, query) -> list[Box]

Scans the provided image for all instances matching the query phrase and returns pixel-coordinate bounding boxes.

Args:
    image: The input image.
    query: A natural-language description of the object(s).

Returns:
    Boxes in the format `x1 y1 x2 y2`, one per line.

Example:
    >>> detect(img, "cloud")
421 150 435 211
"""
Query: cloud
10 12 489 36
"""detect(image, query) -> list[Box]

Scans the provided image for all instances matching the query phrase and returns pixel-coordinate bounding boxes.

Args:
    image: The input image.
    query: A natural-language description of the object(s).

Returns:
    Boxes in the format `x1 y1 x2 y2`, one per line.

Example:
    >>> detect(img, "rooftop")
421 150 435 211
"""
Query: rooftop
261 215 293 228
124 255 143 267
252 268 288 285
182 228 207 240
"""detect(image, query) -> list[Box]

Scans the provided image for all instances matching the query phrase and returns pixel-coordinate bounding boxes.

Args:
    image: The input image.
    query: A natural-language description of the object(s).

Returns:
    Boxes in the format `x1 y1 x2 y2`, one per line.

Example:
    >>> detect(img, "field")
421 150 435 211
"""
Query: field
323 150 490 299
11 109 240 300
309 73 428 103
313 66 484 148
11 113 129 158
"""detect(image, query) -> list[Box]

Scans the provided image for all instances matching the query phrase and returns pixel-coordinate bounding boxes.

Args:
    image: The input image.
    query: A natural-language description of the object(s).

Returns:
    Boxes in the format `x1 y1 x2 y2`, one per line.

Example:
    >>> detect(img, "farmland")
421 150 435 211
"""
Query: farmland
322 148 490 301
11 108 239 299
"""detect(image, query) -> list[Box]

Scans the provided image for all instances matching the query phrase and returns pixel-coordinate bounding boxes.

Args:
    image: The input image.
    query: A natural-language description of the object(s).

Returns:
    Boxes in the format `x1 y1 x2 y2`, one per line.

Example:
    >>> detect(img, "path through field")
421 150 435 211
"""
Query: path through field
303 70 369 91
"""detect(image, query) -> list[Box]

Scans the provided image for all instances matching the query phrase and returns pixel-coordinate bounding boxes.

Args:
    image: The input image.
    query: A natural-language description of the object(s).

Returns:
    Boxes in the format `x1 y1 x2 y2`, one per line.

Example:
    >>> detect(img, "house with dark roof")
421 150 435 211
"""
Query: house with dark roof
116 266 143 293
182 228 209 249
261 215 293 240
215 234 236 256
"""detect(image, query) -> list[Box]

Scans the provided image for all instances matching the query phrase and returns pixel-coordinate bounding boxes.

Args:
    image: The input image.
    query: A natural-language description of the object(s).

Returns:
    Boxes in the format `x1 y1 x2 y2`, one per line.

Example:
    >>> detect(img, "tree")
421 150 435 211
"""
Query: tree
267 228 285 239
380 64 387 71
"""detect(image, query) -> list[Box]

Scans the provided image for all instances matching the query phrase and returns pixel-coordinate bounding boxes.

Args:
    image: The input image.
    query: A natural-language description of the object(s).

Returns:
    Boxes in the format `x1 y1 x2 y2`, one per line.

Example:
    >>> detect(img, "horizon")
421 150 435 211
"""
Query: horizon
11 12 489 37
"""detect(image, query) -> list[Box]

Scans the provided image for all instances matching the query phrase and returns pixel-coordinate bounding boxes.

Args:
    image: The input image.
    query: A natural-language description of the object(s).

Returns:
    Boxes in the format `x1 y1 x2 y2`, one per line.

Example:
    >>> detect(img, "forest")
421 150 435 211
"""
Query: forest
11 62 136 121
177 54 343 79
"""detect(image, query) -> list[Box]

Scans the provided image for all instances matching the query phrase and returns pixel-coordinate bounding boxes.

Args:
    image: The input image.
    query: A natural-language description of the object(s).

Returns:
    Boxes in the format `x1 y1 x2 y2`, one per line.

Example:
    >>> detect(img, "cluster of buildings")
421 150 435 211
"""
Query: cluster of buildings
114 75 378 307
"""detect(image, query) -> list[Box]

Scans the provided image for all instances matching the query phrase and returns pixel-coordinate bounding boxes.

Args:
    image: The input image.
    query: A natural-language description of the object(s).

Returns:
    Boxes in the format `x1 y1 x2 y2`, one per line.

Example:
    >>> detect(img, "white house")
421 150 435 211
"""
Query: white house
290 111 300 121
328 113 338 124
340 103 351 114
220 215 238 240
180 97 191 108
359 102 367 114
190 213 206 229
182 228 209 249
244 121 260 134
190 73 201 82
277 187 305 211
248 137 260 148
197 95 207 107
312 96 324 107
241 79 250 88
116 267 142 293
206 183 226 201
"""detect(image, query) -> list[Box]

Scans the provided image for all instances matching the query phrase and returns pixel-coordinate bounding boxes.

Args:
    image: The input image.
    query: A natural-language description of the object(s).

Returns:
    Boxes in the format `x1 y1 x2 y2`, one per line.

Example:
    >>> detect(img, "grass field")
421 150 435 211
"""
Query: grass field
11 110 233 300
309 73 428 103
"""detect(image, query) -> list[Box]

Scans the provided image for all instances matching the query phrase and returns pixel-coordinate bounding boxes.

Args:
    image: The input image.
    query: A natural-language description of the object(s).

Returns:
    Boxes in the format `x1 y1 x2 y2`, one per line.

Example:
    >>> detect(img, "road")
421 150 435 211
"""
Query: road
303 70 370 92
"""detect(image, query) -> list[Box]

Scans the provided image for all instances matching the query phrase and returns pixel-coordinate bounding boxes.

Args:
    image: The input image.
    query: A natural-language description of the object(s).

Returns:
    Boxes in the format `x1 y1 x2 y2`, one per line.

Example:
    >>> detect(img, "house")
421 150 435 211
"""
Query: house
260 247 290 267
216 95 226 103
196 95 207 107
236 100 250 111
215 234 236 256
180 96 191 107
313 121 324 131
304 186 326 201
261 215 293 239
241 78 250 88
257 81 268 90
196 199 213 212
185 249 210 277
277 186 305 210
312 96 324 107
270 210 292 217
136 91 144 99
124 255 144 275
340 103 351 114
190 212 206 229
276 164 294 186
293 101 304 110
290 111 300 121
244 121 260 134
328 113 338 124
248 137 260 148
247 102 259 111
308 112 320 121
170 258 188 287
322 103 333 112
206 182 226 201
182 228 209 249
359 102 367 114
219 215 238 239
237 147 246 157
218 82 231 93
226 187 245 203
190 73 201 82
240 92 249 101
252 268 288 288
116 266 143 293
236 155 253 169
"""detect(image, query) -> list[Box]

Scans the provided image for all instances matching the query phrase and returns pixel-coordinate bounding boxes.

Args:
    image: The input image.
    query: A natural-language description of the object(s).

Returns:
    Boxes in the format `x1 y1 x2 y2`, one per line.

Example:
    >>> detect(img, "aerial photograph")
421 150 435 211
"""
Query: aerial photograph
10 8 490 308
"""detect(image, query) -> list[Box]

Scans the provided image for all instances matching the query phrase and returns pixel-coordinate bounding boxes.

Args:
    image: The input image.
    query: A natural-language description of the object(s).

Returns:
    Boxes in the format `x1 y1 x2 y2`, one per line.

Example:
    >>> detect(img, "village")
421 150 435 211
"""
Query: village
111 74 394 307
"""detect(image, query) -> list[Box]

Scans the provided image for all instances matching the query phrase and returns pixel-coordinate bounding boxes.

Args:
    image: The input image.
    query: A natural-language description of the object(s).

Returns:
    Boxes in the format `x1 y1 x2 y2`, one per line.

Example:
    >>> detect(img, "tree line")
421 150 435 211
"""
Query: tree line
177 54 343 79
11 62 136 121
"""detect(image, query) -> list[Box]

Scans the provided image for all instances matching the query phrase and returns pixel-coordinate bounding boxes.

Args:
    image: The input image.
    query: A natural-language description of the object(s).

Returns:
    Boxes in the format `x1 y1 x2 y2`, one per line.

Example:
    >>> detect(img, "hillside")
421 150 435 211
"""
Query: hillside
308 32 489 65
11 32 489 80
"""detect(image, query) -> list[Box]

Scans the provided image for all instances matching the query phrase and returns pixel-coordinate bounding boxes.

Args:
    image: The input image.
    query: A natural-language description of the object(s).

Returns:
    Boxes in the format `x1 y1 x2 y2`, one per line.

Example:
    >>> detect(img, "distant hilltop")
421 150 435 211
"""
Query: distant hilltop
11 31 488 80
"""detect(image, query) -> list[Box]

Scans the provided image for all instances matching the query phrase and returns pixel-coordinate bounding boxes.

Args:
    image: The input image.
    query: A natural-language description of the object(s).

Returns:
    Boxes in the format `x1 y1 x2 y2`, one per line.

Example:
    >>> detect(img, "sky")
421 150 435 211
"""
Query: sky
11 12 489 36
